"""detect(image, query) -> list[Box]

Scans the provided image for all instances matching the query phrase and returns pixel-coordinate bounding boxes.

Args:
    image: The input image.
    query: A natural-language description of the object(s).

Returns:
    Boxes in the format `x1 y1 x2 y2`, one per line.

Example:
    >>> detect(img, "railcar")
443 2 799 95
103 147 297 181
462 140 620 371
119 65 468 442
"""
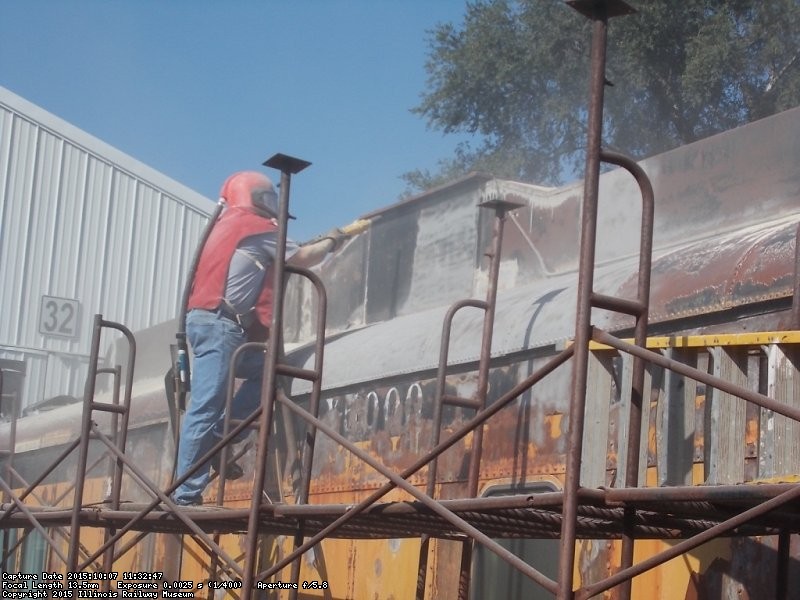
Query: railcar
3 105 800 600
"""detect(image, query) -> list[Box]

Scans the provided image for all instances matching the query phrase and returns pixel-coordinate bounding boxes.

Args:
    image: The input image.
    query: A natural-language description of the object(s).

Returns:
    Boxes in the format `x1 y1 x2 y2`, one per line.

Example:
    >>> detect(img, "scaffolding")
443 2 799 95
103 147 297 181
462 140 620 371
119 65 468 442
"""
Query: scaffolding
2 1 800 599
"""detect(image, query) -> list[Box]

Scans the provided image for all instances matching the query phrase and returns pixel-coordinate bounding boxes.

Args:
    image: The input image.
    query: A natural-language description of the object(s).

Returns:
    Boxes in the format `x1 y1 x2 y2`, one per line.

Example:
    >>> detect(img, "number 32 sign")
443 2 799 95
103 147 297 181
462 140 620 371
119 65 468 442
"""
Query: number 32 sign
39 295 81 339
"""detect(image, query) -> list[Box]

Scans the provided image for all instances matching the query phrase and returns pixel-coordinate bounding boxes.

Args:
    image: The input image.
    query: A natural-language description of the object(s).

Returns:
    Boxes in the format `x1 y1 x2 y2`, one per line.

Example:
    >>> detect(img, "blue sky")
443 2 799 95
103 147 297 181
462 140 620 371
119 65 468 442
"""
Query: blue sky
1 1 474 240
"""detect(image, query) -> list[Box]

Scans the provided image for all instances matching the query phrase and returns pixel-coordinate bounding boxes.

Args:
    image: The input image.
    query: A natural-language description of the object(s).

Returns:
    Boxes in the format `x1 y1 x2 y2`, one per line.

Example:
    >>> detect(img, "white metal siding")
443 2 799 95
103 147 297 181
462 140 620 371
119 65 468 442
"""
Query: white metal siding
0 86 212 412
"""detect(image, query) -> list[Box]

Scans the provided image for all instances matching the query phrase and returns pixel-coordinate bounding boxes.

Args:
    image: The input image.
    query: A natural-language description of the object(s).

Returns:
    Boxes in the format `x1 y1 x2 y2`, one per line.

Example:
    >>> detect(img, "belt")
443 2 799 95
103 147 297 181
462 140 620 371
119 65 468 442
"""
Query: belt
191 306 254 327
212 305 253 327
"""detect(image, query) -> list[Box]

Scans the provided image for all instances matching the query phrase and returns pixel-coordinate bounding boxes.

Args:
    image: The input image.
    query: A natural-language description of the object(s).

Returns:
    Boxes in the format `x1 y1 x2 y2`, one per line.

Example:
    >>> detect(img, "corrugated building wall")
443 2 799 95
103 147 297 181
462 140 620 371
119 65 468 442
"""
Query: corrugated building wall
0 86 213 413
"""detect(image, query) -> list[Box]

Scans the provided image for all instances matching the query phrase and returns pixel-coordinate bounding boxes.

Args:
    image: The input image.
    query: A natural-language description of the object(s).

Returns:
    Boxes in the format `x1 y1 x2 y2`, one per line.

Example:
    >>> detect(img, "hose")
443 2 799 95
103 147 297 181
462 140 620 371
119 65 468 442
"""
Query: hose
167 198 226 483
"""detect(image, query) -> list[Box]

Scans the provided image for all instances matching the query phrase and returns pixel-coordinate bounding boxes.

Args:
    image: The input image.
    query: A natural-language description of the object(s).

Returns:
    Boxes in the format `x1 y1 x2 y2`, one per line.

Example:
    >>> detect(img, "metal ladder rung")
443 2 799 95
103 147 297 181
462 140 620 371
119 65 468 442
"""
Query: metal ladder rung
89 402 127 415
442 394 481 410
276 363 320 382
591 292 646 317
226 417 261 431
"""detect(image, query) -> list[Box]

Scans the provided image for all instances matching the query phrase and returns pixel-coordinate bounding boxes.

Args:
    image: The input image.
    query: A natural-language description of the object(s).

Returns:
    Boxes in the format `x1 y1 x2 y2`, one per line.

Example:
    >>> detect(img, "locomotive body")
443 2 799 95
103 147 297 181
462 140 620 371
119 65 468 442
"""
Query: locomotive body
2 106 800 599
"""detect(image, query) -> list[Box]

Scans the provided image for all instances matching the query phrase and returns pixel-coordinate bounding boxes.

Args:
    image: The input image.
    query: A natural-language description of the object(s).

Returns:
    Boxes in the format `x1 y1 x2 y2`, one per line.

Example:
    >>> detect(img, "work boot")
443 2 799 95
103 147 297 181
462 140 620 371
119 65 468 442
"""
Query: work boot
210 453 244 480
172 497 203 507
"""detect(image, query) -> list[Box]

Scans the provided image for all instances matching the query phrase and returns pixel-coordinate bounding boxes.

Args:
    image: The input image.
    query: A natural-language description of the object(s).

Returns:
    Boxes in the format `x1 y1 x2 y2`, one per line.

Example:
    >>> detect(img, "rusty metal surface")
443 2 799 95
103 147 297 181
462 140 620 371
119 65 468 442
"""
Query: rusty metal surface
624 217 799 324
290 216 798 399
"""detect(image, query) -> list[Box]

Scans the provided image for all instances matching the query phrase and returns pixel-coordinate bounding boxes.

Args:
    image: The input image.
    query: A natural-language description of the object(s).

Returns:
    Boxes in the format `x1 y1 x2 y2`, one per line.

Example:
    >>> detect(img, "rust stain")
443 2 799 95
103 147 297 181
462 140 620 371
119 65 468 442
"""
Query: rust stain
546 412 564 439
616 221 796 326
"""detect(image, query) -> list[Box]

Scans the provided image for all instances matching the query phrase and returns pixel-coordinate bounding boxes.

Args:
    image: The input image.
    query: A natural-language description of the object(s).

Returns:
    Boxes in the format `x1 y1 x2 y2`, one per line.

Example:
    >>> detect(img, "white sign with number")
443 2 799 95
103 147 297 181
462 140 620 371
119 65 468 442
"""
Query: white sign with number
39 295 81 339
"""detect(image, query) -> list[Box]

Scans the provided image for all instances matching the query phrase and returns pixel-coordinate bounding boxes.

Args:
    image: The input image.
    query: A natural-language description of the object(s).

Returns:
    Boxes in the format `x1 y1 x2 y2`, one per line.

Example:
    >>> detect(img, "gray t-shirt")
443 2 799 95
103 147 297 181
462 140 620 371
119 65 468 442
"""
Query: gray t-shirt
224 231 299 316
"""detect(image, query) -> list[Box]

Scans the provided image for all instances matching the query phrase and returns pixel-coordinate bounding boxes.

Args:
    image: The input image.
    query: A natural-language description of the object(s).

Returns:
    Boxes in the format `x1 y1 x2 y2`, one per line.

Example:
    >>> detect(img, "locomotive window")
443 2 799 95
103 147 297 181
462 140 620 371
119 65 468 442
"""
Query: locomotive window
0 359 25 421
22 531 46 572
0 529 19 573
19 530 46 588
471 483 559 600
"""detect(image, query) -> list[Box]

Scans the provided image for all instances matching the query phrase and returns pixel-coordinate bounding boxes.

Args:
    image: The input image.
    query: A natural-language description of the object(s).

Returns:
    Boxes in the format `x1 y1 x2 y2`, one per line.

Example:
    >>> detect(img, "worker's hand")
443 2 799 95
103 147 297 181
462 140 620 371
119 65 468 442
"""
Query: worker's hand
322 217 371 251
321 227 347 252
303 219 372 253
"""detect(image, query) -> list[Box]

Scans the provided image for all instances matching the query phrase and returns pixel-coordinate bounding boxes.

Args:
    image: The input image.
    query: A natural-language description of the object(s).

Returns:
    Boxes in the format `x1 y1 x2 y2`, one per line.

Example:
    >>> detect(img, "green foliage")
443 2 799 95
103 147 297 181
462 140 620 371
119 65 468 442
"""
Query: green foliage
403 0 800 193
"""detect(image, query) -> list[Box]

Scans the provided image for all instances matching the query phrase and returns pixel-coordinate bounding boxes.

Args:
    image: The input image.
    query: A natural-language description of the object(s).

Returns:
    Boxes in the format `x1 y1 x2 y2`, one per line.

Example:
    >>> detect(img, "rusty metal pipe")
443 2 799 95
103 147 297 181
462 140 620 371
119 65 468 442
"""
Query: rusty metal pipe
419 201 517 600
242 297 282 593
275 494 552 516
429 299 487 490
417 296 486 599
67 314 104 573
285 265 328 600
792 221 800 329
217 340 267 502
460 202 515 600
598 149 655 599
604 482 800 503
0 369 8 572
276 364 320 380
242 154 310 599
559 4 609 599
66 318 135 577
467 205 509 495
776 529 790 600
89 402 127 414
590 292 645 316
211 341 268 598
101 364 121 589
442 394 483 409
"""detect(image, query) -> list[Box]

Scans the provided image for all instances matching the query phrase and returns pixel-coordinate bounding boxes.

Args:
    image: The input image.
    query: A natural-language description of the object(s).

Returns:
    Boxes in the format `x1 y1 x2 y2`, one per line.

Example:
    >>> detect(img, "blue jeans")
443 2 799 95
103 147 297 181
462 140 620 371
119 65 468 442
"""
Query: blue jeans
173 309 265 504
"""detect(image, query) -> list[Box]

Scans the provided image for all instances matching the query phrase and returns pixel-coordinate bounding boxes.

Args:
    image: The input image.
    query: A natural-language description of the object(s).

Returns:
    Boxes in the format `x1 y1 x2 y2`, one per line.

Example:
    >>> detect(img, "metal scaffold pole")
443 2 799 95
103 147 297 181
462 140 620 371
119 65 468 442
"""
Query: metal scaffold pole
241 153 311 599
416 197 523 600
558 2 610 597
560 2 640 599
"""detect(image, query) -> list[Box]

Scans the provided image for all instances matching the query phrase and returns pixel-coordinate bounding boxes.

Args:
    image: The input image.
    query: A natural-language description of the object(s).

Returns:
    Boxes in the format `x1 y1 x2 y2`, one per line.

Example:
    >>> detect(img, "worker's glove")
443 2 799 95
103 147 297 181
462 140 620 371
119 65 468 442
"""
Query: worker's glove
304 219 371 252
320 219 371 252
320 227 347 252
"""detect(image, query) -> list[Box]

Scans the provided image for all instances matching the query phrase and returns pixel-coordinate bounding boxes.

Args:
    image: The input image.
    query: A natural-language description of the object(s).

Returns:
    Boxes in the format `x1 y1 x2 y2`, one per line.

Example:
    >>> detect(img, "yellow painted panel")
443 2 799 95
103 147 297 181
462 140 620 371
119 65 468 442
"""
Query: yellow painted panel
586 330 800 351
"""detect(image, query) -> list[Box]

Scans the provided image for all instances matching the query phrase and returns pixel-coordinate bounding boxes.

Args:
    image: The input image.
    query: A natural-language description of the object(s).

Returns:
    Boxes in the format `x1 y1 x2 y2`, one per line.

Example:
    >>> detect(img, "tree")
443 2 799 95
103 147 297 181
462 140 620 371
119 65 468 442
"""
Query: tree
403 0 800 193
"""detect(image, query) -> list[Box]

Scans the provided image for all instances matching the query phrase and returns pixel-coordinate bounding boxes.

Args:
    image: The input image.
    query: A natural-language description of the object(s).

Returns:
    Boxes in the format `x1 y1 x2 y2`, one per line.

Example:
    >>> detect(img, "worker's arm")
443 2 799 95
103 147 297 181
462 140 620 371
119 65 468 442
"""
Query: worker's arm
287 219 370 269
287 237 336 269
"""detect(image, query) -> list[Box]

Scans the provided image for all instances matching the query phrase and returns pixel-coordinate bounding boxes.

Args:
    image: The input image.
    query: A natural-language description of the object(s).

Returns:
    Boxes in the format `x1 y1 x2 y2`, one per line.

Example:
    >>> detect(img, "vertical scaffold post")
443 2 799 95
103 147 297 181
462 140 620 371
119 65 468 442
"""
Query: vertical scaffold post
241 153 311 599
0 369 11 572
416 197 522 600
792 221 800 329
67 315 105 573
458 198 522 600
778 221 800 598
560 1 635 599
67 316 136 575
285 266 328 600
99 365 121 590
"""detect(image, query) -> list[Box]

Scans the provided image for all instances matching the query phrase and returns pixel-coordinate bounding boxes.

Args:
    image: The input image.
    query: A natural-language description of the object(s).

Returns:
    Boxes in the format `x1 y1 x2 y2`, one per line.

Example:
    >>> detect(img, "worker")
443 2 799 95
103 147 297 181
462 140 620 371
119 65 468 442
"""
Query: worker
172 171 347 506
